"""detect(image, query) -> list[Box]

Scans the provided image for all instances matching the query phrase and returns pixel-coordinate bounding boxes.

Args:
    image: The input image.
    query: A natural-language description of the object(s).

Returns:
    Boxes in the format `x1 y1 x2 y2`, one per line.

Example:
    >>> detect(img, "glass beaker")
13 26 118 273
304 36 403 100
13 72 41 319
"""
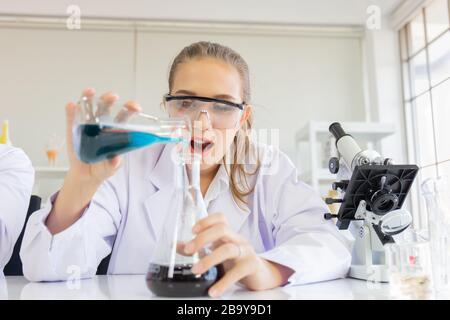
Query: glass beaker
146 153 219 297
73 94 190 164
422 175 450 296
386 229 433 299
45 133 65 166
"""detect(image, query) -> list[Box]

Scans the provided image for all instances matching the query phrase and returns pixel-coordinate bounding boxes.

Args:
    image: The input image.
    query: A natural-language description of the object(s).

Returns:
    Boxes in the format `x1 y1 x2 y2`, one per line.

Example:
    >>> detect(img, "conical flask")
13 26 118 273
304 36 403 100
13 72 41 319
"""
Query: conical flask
73 95 188 163
146 152 219 297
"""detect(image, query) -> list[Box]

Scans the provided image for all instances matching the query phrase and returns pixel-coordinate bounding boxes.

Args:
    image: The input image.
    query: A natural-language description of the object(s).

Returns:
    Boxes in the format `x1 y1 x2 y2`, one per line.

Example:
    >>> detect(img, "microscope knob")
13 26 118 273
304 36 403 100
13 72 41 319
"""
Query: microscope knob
332 180 348 191
329 157 340 174
325 198 343 204
324 213 338 220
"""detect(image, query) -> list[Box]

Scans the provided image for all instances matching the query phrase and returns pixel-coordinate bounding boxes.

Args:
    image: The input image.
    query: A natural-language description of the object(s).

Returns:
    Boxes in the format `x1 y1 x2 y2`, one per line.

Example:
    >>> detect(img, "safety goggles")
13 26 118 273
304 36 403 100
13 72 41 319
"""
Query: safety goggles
163 94 245 129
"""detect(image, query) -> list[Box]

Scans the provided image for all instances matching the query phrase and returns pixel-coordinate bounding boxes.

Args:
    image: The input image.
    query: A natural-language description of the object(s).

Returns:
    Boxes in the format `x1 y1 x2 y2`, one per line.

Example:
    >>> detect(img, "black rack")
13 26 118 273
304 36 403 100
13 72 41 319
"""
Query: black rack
335 164 419 230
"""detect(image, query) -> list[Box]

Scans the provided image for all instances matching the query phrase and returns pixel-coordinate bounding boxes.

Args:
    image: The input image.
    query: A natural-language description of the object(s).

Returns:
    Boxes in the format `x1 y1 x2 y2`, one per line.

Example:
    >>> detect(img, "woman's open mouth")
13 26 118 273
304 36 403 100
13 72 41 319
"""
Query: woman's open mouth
190 138 214 156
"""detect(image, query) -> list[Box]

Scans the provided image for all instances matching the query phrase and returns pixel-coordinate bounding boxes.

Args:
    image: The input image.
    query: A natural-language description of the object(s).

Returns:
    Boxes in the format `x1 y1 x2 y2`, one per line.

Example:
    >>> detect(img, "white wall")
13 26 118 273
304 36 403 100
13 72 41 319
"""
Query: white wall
0 21 366 163
135 29 366 160
364 18 407 163
0 27 136 168
0 0 403 25
0 19 366 198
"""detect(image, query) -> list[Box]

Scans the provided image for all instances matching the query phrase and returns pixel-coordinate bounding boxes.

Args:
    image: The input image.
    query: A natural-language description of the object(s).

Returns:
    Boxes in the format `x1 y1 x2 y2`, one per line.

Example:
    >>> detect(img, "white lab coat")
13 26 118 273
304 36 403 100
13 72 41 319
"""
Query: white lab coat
0 145 34 275
20 143 351 284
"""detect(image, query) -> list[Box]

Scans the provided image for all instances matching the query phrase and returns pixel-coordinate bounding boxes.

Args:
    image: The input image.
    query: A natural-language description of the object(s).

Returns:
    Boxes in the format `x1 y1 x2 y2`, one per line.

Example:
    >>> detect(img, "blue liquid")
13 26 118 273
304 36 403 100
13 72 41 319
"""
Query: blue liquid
74 123 182 163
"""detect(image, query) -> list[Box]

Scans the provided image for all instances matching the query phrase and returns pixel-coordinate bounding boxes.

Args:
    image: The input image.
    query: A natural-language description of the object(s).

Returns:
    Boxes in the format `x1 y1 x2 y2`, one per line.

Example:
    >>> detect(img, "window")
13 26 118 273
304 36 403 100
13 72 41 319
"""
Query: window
400 0 450 229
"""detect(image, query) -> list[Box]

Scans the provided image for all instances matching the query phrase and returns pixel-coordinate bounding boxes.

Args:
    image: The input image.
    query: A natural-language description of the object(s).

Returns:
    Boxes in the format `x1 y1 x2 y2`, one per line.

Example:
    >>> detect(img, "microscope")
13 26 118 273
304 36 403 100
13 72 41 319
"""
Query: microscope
324 122 419 282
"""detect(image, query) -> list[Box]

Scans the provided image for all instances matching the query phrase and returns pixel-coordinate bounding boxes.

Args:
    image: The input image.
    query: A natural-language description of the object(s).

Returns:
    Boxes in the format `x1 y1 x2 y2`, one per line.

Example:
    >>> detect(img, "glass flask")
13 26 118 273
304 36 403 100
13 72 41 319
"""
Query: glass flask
146 152 219 297
422 175 450 296
73 94 189 164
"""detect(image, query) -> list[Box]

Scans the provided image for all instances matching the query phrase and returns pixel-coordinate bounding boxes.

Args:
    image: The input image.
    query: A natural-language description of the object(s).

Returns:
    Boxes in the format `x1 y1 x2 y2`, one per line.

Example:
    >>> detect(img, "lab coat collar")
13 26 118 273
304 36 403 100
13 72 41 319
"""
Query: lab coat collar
146 143 178 190
203 162 229 205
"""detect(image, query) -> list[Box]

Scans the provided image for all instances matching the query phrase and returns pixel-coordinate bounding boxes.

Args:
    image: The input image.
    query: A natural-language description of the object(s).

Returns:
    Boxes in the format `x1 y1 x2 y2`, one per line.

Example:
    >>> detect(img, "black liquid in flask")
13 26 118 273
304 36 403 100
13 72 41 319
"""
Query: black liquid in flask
146 263 218 297
146 155 219 297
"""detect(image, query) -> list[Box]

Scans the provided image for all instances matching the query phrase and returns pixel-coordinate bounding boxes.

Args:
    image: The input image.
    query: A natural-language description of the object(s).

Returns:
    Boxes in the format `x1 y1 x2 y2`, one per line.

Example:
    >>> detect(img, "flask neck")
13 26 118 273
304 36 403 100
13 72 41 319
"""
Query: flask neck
190 159 201 188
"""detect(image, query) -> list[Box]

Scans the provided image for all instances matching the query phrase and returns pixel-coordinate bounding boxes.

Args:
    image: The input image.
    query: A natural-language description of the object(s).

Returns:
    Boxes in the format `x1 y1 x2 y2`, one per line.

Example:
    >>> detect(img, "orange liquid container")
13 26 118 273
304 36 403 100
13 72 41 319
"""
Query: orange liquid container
46 149 58 166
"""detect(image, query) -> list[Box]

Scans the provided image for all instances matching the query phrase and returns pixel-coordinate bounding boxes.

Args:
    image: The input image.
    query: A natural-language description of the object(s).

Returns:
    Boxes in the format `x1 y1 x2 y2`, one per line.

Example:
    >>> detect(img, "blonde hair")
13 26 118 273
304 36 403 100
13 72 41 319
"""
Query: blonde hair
168 41 260 207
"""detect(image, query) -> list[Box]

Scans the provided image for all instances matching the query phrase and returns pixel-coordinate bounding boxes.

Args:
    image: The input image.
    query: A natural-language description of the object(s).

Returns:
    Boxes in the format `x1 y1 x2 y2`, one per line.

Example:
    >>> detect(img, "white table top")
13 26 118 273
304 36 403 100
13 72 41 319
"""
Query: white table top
0 275 392 300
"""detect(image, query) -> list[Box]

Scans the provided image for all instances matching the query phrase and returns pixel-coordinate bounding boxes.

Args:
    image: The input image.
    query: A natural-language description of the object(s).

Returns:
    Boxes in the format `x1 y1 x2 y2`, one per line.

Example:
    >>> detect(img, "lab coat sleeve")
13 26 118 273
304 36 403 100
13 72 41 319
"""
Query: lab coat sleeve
0 146 34 270
20 163 126 282
258 151 352 285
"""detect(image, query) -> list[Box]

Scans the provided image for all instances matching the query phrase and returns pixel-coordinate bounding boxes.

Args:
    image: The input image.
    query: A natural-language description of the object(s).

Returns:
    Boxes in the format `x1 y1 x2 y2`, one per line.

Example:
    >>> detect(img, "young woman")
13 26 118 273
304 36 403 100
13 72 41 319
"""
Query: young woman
0 144 34 275
20 41 351 297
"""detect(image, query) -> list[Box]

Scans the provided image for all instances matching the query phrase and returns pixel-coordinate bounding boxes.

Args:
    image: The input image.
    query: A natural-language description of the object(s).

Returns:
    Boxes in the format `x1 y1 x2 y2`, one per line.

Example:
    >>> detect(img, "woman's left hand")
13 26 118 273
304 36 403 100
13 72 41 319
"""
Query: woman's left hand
183 212 293 297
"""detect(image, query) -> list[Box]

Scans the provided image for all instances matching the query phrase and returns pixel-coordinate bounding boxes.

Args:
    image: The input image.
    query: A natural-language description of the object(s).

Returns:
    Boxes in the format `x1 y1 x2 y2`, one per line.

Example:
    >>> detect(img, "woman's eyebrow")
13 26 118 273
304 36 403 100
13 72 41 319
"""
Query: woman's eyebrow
173 90 239 102
213 94 239 102
174 90 196 95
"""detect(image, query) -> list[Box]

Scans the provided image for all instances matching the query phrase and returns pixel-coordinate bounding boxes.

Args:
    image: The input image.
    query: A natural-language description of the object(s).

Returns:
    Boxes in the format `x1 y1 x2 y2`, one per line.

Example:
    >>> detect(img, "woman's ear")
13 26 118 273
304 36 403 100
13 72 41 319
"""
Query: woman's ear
240 104 253 126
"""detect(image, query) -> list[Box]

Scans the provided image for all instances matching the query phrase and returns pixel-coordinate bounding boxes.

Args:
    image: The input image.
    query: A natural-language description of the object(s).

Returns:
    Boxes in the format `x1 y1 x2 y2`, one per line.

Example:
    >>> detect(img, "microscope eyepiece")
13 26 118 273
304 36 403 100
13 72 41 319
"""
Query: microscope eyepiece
329 122 349 140
329 122 362 170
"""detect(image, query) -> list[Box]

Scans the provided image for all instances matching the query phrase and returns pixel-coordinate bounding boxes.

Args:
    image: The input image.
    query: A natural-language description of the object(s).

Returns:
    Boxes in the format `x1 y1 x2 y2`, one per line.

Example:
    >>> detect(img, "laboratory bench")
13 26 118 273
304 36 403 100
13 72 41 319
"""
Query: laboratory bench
1 275 392 300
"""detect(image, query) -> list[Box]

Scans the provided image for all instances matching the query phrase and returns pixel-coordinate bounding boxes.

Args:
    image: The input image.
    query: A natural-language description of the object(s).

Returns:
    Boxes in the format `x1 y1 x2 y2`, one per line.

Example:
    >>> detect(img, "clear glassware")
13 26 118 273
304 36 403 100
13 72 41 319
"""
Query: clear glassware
45 133 64 166
422 175 450 296
146 152 219 297
73 95 190 164
386 229 433 299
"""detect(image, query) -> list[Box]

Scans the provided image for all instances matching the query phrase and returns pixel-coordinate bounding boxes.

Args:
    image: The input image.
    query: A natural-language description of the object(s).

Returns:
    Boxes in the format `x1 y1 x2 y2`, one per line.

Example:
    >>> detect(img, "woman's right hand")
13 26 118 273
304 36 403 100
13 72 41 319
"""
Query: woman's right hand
46 88 140 234
65 88 123 185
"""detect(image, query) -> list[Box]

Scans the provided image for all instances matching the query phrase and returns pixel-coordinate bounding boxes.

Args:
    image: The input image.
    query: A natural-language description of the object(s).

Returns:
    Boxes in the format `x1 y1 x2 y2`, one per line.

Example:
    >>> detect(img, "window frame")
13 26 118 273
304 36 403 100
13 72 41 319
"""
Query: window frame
399 0 450 229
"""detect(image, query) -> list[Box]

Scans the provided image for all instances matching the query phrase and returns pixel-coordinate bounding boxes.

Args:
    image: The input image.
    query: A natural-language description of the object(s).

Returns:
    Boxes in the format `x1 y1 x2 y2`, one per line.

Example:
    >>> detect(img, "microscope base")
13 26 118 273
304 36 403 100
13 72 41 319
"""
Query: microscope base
349 264 390 283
